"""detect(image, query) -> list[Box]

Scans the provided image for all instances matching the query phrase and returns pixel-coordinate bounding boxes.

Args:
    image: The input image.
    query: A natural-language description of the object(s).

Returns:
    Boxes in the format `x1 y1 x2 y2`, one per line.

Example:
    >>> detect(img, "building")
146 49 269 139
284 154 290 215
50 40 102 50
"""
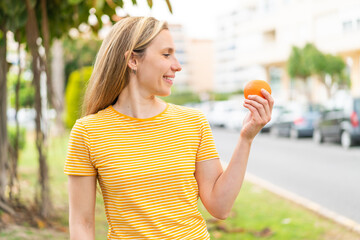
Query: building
168 24 189 90
169 24 216 96
187 39 215 98
216 0 360 104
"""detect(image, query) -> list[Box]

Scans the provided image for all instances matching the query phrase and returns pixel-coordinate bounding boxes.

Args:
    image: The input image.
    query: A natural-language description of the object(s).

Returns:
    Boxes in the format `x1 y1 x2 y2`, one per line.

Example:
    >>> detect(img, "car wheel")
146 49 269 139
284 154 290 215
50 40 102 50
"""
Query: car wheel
290 128 299 139
341 131 353 149
313 129 324 144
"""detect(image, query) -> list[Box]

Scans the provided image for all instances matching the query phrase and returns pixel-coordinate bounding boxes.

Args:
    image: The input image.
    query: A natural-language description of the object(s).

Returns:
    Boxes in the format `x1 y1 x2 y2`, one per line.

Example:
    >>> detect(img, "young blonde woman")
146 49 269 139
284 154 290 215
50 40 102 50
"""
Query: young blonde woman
64 17 274 240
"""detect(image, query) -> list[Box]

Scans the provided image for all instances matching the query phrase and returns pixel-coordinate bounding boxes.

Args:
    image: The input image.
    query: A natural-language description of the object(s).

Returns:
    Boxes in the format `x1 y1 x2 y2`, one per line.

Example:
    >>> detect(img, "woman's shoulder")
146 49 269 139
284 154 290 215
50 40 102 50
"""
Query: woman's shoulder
74 106 113 128
167 103 207 122
168 103 203 115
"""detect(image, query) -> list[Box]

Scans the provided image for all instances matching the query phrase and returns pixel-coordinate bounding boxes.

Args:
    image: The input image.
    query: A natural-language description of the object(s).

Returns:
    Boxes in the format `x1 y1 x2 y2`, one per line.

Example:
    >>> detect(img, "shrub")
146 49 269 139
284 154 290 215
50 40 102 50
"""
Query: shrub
65 66 93 129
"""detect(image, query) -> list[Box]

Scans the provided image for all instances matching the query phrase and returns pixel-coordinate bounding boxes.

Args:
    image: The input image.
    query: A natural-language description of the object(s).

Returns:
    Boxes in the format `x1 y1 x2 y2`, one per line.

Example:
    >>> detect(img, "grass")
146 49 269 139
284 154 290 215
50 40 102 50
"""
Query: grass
0 130 359 239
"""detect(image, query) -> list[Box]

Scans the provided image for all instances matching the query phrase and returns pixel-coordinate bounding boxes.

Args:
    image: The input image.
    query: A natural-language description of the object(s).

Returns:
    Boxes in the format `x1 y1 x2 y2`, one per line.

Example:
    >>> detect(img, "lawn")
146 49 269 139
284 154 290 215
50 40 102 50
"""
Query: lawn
0 130 359 240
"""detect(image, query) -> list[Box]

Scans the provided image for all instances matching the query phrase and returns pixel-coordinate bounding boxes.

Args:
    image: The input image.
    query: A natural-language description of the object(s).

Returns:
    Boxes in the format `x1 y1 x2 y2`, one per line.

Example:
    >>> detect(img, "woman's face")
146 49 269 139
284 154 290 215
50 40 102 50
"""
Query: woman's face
135 29 182 97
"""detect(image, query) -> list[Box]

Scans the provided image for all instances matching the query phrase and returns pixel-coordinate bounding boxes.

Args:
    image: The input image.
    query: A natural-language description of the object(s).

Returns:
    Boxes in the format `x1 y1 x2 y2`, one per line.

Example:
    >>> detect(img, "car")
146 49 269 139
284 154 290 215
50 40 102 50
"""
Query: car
313 97 360 149
223 107 249 131
270 103 323 139
207 100 243 128
261 105 285 133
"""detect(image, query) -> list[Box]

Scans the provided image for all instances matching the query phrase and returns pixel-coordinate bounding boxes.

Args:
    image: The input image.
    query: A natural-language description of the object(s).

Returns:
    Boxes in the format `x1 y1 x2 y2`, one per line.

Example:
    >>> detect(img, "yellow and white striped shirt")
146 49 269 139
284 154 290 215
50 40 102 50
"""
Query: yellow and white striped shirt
64 103 219 239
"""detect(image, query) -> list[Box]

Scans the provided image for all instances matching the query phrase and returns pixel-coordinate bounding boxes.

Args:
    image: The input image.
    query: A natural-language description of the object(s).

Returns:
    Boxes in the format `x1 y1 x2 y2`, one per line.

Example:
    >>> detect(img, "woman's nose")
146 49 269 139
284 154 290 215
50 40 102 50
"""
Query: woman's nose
172 58 182 72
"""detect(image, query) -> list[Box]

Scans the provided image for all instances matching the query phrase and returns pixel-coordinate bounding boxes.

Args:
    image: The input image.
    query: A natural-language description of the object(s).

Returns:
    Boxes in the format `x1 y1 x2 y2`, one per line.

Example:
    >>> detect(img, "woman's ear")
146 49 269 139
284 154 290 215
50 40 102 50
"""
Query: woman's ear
125 51 138 71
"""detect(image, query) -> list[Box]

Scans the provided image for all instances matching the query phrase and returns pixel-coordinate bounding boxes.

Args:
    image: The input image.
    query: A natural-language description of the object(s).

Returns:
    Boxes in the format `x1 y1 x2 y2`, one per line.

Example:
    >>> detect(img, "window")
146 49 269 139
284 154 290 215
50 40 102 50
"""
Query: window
269 67 281 93
263 29 276 43
342 20 353 32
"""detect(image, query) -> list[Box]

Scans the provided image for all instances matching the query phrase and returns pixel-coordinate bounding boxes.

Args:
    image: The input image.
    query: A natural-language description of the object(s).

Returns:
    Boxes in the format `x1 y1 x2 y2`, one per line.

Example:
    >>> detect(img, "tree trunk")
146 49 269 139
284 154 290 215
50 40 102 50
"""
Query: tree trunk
9 34 21 201
40 0 53 106
0 19 8 204
305 77 313 103
25 0 52 219
325 85 332 99
51 40 65 136
319 75 332 100
41 0 65 136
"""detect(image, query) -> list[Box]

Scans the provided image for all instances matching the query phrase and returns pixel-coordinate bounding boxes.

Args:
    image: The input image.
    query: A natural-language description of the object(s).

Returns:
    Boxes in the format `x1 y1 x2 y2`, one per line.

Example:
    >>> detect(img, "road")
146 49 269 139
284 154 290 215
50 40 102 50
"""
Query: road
212 127 360 224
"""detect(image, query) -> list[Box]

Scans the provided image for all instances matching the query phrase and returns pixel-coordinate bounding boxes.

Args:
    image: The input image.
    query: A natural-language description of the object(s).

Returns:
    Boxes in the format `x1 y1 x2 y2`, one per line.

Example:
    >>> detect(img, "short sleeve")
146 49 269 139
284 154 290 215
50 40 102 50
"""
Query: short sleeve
64 120 97 176
196 112 220 162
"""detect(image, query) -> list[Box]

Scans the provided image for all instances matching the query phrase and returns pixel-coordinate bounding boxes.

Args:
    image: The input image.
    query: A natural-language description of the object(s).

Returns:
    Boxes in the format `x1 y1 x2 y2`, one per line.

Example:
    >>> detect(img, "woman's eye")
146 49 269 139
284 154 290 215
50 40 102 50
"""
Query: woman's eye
163 54 170 57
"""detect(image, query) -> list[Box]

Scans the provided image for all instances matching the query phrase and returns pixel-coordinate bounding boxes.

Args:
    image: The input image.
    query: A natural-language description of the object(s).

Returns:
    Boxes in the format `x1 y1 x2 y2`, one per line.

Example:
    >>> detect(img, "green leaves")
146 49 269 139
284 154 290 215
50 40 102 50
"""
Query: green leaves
0 0 26 16
147 0 153 8
287 43 348 92
287 46 311 79
113 0 124 8
0 0 27 33
67 0 83 5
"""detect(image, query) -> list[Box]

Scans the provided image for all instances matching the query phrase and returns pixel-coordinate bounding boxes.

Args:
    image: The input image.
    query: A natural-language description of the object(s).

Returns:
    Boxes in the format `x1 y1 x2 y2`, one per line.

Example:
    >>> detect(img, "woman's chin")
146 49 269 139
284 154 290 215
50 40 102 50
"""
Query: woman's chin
157 90 171 97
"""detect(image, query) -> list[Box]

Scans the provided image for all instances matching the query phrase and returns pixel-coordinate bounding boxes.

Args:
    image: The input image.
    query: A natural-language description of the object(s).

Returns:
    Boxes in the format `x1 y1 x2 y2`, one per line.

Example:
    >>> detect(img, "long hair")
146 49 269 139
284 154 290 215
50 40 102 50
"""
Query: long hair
82 17 168 116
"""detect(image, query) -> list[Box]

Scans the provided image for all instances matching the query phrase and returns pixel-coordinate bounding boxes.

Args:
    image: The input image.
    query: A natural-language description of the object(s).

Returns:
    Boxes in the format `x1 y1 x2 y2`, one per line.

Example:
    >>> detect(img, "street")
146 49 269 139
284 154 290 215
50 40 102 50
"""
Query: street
212 127 360 224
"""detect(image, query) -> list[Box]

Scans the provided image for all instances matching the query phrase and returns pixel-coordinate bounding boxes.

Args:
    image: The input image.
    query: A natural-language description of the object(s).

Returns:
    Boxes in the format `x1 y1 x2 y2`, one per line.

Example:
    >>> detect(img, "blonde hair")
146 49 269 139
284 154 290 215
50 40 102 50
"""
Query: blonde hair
82 17 168 116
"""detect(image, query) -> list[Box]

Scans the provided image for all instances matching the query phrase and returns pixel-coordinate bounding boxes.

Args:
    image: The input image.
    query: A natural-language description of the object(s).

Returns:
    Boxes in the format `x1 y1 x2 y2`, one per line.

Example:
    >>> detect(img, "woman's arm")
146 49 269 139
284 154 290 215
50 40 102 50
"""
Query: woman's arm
68 175 97 240
195 89 274 220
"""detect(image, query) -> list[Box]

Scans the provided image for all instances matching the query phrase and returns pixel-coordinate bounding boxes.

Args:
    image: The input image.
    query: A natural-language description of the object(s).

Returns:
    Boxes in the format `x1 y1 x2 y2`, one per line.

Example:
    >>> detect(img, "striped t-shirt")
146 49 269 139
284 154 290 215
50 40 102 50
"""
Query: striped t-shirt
64 103 220 239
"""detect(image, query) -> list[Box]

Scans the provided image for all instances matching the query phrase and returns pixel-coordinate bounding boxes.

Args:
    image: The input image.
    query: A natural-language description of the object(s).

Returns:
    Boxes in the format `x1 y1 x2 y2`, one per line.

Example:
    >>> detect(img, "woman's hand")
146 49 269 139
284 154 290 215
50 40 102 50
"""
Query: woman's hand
241 89 274 141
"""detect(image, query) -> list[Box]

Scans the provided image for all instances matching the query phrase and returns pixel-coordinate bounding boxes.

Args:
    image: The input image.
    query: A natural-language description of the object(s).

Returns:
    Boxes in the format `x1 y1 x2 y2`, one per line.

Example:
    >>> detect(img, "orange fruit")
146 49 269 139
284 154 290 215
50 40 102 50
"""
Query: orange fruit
244 80 272 99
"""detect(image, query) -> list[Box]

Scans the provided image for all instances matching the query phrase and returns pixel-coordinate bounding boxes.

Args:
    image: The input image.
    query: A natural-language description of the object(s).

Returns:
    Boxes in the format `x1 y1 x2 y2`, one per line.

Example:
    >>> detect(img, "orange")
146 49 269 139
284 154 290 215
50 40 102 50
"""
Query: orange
244 80 272 99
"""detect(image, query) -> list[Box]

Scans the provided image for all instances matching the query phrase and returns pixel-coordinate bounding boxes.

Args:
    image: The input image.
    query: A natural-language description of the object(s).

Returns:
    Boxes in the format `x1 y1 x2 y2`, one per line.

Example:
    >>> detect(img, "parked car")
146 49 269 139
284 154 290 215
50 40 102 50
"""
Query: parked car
207 100 243 128
261 105 285 133
224 107 249 131
270 103 323 138
313 97 360 149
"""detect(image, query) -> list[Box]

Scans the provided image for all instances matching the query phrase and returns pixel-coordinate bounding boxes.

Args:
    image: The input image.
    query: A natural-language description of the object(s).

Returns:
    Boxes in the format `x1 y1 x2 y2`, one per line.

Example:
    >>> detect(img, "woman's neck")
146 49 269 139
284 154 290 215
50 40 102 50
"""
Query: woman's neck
113 86 166 119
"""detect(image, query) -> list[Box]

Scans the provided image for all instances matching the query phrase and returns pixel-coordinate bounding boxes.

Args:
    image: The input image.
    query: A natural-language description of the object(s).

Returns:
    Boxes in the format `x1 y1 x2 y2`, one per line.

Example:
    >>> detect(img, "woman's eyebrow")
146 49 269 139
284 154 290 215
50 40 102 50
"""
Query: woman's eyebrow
162 47 175 53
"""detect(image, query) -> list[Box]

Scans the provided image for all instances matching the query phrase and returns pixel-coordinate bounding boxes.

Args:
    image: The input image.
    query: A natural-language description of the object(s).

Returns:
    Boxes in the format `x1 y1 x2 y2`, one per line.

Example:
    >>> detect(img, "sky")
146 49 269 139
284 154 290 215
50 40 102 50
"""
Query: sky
120 0 238 39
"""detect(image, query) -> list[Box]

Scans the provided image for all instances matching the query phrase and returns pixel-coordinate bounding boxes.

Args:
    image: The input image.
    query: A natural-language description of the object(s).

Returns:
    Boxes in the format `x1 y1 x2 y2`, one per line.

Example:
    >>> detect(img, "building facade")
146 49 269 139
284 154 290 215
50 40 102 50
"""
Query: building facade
215 0 360 104
168 24 189 90
187 39 215 95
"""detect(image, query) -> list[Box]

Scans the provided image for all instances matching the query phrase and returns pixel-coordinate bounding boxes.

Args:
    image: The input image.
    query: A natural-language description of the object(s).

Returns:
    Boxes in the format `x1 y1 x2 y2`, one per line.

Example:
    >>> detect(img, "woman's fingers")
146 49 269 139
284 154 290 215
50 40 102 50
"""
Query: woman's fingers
246 93 273 124
261 89 274 113
243 102 261 122
244 98 267 121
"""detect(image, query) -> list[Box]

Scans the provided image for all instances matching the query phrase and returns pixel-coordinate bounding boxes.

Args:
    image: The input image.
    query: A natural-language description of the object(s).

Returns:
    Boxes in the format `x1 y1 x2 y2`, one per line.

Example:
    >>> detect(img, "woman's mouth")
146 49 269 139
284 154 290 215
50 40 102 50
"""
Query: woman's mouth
163 76 174 85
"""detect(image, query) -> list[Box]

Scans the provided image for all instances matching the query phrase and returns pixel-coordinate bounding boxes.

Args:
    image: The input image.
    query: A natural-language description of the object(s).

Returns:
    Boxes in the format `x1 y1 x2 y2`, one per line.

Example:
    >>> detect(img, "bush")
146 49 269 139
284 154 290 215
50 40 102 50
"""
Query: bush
7 125 26 151
65 66 93 129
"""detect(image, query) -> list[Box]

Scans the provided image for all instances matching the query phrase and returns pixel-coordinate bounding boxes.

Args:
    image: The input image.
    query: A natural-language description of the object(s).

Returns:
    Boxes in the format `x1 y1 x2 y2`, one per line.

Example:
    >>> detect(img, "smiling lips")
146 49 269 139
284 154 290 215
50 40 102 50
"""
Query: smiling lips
163 76 174 85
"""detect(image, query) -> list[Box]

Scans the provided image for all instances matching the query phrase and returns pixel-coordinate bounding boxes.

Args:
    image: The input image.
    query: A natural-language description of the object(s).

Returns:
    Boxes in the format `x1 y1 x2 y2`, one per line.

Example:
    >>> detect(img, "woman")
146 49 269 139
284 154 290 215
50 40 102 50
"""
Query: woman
65 16 273 240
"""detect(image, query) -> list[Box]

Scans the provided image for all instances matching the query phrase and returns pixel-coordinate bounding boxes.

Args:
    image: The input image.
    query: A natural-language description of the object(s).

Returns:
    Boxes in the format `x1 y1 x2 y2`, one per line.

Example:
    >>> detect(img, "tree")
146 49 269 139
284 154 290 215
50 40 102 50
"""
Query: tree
1 0 174 220
312 53 347 98
0 0 26 216
287 45 313 101
304 43 347 98
287 43 348 100
0 5 10 214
